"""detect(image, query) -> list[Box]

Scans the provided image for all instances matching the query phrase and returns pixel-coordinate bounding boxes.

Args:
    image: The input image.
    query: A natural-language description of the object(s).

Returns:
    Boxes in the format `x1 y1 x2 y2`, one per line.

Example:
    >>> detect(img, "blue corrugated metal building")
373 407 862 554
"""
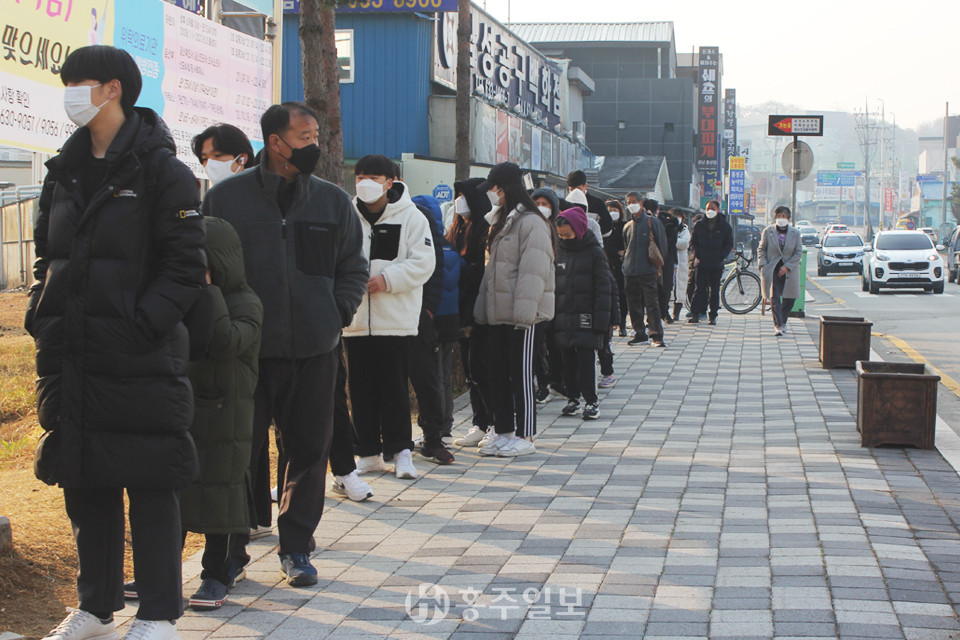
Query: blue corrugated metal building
282 12 433 160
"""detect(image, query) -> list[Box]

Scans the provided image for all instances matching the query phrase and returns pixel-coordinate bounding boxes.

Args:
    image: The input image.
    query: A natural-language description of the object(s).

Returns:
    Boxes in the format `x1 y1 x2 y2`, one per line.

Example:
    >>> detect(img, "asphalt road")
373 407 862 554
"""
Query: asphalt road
802 241 960 428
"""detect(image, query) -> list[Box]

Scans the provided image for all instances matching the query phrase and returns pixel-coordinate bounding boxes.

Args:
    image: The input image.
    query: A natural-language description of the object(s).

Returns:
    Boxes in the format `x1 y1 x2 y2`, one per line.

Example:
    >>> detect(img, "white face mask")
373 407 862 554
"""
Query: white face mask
609 210 621 222
204 156 241 185
776 217 790 228
356 178 387 204
705 209 718 219
63 84 110 127
627 203 641 215
537 205 552 218
454 195 470 217
487 189 502 209
567 189 587 206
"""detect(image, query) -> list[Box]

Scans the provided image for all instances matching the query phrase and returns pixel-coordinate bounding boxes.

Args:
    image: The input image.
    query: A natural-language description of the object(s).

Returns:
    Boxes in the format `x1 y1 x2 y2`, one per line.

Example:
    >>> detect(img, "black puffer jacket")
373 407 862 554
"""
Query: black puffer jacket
553 233 613 350
26 108 206 489
180 218 262 534
450 178 491 329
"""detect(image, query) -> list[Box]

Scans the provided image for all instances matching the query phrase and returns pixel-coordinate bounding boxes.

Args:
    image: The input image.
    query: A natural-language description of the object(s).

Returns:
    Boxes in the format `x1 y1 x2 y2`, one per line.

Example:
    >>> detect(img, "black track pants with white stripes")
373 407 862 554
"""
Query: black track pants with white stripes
487 324 537 438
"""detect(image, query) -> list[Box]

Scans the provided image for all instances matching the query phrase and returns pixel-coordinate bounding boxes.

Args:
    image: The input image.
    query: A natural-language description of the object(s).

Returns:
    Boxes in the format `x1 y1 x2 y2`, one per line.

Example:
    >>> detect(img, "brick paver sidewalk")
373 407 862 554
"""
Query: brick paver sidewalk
120 314 960 640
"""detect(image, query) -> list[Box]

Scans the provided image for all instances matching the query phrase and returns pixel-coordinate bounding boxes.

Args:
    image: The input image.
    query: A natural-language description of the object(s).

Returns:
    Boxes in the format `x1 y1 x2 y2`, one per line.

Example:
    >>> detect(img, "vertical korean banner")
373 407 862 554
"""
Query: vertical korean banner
723 88 736 173
1 0 112 152
728 157 745 216
696 46 720 200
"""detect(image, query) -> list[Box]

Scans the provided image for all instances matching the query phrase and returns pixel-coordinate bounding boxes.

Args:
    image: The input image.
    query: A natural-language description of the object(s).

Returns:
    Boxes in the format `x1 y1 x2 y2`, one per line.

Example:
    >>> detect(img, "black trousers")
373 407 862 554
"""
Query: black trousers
625 274 663 340
460 326 493 429
614 264 629 327
487 324 537 437
771 260 796 328
64 487 182 620
410 332 446 449
250 352 337 554
329 345 358 478
597 328 614 376
692 265 724 320
252 441 271 527
563 346 598 404
659 264 674 320
533 322 550 392
199 533 249 585
439 340 457 435
345 335 415 459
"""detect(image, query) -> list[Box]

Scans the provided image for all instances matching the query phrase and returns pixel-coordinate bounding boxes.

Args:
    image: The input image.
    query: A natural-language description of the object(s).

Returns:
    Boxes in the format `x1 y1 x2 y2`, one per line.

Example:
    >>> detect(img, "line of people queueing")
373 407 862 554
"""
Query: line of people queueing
30 44 789 640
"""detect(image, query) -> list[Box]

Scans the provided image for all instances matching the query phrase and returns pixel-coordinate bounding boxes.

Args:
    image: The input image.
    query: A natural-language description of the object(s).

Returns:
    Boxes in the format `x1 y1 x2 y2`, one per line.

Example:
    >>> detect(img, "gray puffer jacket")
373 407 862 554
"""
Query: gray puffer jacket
474 205 555 329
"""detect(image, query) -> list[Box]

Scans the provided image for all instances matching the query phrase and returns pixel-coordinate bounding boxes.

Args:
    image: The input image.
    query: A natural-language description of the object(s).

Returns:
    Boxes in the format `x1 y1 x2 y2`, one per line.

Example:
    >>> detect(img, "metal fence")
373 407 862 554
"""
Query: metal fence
0 185 41 290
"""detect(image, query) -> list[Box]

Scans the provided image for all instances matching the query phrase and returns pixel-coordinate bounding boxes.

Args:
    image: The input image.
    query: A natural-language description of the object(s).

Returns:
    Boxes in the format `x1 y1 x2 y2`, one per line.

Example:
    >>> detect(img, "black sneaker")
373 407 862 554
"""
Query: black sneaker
663 315 674 324
708 317 717 325
618 327 627 337
651 338 666 348
123 580 138 600
227 558 248 587
582 403 599 420
561 399 580 416
189 578 229 610
628 335 650 346
686 317 699 324
279 552 318 587
420 443 455 465
535 386 550 404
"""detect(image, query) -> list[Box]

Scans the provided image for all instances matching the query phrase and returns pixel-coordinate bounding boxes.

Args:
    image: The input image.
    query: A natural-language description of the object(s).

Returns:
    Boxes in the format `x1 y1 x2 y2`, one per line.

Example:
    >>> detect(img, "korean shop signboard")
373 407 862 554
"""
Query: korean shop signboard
2 0 273 178
696 46 721 197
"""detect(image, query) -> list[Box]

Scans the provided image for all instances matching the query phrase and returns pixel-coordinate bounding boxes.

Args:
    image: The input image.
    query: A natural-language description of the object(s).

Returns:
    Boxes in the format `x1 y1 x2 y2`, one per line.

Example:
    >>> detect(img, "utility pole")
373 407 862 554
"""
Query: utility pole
943 102 950 230
879 99 885 229
454 0 472 182
854 99 880 241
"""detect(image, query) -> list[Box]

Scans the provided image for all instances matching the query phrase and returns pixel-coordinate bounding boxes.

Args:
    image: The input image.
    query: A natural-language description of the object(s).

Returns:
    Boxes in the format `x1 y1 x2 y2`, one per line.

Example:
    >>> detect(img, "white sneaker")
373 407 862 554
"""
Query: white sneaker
478 434 513 456
394 449 418 479
122 619 177 640
44 609 117 640
454 426 487 447
333 470 374 501
249 524 273 540
355 454 388 475
476 429 498 449
496 436 536 458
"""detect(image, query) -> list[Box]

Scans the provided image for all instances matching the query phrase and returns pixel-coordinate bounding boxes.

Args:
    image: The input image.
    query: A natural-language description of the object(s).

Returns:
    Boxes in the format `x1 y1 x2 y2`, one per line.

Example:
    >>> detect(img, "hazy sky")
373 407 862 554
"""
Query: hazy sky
483 0 958 130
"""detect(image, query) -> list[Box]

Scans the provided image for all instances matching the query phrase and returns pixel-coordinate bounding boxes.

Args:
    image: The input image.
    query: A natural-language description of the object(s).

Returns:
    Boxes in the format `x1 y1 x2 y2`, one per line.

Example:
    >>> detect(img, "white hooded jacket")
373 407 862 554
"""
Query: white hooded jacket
344 181 436 337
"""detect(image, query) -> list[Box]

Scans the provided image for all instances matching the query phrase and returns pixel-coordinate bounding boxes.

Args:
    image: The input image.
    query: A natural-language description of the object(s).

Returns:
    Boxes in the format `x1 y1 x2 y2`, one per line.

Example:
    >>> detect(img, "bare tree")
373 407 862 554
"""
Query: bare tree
454 1 471 182
300 0 344 186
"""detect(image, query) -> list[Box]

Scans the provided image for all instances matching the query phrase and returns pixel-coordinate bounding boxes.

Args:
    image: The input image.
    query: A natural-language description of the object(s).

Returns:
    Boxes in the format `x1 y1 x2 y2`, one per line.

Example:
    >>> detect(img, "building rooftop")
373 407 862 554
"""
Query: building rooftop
598 155 666 191
509 22 674 45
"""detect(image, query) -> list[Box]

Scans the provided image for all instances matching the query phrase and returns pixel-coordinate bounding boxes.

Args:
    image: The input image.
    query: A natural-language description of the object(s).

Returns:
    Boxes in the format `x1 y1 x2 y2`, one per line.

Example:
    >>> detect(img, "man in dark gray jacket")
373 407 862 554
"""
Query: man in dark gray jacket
202 103 368 586
622 196 668 347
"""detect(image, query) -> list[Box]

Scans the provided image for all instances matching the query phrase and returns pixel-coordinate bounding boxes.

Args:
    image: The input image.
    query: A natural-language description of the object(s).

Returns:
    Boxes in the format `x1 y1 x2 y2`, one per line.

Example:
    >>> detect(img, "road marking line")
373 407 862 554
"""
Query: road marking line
808 278 832 296
873 331 960 400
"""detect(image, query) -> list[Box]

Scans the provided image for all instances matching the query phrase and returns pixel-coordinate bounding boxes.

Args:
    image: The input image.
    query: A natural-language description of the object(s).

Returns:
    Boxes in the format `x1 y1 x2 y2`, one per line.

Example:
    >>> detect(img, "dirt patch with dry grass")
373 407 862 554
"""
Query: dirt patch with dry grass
0 293 206 638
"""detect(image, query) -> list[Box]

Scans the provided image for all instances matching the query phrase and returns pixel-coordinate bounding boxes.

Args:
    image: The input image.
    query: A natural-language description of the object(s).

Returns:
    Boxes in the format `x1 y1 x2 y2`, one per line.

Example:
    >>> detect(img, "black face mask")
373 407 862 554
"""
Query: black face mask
560 238 579 251
278 137 321 175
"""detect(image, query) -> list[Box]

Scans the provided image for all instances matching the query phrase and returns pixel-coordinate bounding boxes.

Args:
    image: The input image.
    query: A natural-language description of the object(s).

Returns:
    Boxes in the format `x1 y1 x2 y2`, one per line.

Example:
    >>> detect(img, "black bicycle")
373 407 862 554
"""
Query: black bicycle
720 249 762 314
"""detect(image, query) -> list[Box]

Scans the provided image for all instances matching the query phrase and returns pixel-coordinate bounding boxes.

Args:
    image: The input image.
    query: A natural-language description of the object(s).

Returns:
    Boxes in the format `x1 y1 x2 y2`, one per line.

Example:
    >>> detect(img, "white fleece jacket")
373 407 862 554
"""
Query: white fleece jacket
344 181 436 337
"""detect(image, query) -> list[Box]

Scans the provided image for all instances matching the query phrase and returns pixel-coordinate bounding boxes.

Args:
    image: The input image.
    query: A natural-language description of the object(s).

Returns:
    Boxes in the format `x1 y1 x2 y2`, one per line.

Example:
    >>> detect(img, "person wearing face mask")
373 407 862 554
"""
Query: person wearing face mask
653 202 679 326
473 163 556 458
192 123 255 186
343 155 438 477
688 199 734 325
553 207 612 420
201 102 368 588
447 179 496 447
566 170 613 237
622 196 668 348
758 206 802 336
28 46 206 640
605 201 628 339
672 212 692 322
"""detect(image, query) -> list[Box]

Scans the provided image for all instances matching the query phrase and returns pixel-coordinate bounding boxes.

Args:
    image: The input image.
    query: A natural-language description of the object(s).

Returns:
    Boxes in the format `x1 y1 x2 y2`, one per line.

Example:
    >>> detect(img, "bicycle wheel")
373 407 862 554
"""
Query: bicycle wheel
721 270 762 314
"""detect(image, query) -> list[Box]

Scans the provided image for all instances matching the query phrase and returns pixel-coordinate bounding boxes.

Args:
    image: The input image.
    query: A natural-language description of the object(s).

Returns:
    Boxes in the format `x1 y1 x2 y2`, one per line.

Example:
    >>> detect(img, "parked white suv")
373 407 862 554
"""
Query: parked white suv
862 230 945 294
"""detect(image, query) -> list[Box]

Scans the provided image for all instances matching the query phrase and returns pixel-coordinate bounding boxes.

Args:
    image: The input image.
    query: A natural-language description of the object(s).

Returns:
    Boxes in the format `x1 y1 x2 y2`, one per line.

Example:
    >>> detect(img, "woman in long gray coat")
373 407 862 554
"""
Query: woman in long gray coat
758 205 802 336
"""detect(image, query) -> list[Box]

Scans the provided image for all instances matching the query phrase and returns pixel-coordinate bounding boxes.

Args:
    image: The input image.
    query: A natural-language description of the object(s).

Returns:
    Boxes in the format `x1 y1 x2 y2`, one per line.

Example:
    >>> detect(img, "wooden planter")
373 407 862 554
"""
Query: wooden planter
820 316 872 369
856 361 939 449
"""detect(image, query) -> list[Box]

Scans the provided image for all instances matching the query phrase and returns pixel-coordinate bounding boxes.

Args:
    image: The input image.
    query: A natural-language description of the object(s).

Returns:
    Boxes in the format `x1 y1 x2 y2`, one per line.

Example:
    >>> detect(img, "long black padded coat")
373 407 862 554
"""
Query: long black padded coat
180 218 262 534
25 108 206 489
552 232 613 350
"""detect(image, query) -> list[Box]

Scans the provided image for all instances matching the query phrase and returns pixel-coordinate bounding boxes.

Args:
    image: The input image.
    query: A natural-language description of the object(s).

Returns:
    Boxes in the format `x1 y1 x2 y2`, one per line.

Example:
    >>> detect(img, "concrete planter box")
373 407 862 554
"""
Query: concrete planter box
856 361 939 449
820 315 872 369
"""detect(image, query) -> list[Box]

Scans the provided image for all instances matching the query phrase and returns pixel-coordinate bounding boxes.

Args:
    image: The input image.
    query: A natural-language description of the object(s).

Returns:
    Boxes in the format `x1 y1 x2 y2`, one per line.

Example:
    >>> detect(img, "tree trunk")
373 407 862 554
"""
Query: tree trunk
454 1 471 182
300 0 344 186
